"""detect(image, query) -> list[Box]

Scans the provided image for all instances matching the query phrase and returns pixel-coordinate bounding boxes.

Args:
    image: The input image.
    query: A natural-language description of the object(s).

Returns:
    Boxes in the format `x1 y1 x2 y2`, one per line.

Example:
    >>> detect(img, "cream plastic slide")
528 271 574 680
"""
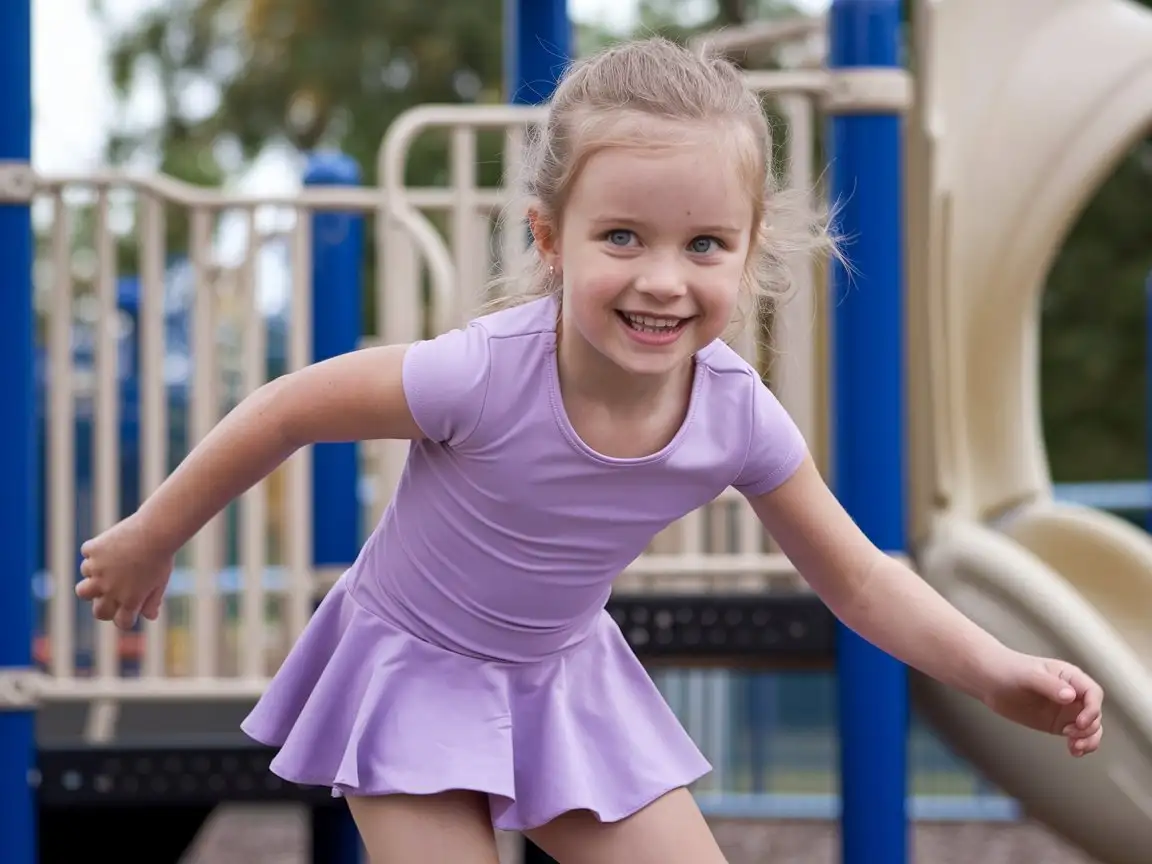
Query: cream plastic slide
903 1 1152 862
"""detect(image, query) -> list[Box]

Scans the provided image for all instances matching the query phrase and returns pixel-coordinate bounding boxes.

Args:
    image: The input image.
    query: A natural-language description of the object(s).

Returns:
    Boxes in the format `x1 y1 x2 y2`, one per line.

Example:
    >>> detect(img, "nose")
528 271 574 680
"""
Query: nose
634 252 687 301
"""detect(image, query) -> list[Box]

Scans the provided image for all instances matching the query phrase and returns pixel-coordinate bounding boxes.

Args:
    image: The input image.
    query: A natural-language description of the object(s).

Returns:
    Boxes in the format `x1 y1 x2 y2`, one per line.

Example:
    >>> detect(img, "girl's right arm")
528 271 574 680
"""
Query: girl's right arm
77 343 423 627
138 343 424 553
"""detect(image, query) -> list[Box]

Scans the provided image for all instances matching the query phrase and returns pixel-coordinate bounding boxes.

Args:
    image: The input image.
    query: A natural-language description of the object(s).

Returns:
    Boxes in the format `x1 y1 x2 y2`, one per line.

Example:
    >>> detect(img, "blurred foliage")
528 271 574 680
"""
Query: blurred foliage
100 0 804 183
1042 144 1152 481
93 0 1152 480
95 0 797 335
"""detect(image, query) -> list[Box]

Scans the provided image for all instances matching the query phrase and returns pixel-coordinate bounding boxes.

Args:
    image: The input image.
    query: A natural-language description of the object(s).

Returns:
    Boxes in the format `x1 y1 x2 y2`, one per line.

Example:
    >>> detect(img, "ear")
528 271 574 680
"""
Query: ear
528 206 560 267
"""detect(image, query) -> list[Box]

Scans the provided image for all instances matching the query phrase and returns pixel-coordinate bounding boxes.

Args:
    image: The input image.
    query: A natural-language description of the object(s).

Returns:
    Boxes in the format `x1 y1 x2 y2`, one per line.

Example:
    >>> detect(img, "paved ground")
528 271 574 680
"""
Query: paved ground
182 804 1100 863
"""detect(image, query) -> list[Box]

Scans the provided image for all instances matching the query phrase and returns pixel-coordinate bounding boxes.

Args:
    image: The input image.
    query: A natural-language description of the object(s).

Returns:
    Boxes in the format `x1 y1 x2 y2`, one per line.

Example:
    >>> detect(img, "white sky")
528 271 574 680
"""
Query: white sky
33 0 829 190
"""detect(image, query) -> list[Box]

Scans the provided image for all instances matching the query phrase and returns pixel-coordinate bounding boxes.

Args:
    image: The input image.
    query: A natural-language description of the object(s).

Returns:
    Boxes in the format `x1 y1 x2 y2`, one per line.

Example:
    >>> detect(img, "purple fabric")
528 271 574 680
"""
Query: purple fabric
241 295 807 830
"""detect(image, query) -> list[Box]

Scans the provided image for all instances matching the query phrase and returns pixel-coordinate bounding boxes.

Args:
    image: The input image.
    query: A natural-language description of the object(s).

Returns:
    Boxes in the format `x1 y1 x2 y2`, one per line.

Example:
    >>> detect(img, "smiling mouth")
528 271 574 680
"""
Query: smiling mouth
616 311 691 334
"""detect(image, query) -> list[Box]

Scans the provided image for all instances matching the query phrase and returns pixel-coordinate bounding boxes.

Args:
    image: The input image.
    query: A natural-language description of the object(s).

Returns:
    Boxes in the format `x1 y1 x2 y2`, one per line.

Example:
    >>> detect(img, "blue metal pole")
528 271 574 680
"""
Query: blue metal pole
504 0 571 104
827 1 909 863
0 1 36 862
304 151 365 864
306 152 364 562
505 3 568 862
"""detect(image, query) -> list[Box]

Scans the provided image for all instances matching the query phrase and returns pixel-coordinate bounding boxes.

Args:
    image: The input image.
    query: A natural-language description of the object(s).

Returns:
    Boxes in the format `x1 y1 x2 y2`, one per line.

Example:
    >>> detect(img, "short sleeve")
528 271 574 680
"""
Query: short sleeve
732 372 808 498
402 322 492 446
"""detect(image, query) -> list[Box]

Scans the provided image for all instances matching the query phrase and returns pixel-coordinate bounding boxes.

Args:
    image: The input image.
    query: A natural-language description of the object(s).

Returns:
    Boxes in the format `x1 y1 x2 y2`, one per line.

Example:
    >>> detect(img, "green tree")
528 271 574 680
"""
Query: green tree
105 0 506 180
1041 140 1152 482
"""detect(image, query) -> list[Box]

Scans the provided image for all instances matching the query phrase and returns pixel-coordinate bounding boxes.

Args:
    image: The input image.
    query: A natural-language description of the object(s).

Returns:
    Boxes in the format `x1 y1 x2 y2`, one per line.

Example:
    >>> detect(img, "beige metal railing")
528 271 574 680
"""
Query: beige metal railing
36 177 339 700
31 66 880 717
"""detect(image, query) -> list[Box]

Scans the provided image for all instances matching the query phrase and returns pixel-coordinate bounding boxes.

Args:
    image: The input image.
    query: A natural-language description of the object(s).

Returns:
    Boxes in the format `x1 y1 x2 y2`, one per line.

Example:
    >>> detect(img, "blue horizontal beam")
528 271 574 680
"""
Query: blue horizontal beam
1053 481 1152 511
693 793 1021 822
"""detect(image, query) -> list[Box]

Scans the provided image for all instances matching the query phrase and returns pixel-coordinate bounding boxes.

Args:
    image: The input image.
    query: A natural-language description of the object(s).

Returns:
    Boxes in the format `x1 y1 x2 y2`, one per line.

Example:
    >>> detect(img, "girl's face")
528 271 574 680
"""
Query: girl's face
535 128 754 383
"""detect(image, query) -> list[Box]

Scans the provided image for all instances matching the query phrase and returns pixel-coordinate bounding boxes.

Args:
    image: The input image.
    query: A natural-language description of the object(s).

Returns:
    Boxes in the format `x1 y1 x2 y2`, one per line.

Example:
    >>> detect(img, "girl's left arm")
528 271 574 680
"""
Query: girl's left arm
747 453 1014 703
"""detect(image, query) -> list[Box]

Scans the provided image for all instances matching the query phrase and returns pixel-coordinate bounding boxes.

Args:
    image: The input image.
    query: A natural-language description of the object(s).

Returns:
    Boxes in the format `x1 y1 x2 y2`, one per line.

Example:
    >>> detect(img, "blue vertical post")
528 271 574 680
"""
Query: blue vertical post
0 1 36 862
828 1 909 863
307 151 364 562
504 0 571 104
506 2 568 862
304 152 365 864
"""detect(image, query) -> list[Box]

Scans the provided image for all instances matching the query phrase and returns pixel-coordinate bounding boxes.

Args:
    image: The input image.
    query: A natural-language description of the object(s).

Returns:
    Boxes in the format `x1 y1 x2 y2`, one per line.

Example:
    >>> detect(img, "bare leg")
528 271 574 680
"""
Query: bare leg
525 787 728 864
346 790 502 864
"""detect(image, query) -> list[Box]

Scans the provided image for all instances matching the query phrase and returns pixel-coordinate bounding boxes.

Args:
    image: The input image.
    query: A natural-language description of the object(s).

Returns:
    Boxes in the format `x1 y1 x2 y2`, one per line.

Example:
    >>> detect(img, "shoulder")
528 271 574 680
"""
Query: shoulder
472 295 559 341
694 338 761 390
695 339 808 498
402 296 557 446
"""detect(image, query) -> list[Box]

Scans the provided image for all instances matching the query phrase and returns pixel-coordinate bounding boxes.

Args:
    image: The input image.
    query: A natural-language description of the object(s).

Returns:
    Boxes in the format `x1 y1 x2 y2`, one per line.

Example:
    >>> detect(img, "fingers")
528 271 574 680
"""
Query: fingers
76 551 102 601
92 596 140 630
77 537 147 630
1052 663 1105 757
75 577 102 601
1054 664 1104 726
1059 709 1103 757
1067 667 1105 729
77 561 149 631
91 595 118 623
113 606 141 631
93 594 142 631
1035 666 1077 704
1067 724 1103 757
141 587 164 622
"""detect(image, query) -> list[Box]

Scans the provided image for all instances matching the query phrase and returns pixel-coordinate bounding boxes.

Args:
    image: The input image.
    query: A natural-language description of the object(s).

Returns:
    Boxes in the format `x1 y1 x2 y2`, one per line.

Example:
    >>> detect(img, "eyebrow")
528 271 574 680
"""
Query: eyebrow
590 216 744 235
694 224 745 236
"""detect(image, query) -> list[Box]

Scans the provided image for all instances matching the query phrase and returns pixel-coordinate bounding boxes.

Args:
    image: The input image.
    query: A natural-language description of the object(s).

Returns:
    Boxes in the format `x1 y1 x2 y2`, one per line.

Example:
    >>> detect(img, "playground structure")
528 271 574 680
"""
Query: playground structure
2 0 1152 862
905 1 1152 859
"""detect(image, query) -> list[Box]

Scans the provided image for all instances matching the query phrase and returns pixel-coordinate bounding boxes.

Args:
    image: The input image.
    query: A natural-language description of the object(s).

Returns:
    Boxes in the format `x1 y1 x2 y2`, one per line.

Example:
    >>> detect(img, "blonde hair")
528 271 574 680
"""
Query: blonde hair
489 36 838 330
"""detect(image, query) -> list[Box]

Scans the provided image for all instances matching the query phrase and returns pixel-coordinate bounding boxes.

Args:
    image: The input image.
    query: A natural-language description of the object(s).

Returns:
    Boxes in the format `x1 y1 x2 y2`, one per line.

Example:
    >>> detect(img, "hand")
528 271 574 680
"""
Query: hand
982 652 1104 757
75 515 175 630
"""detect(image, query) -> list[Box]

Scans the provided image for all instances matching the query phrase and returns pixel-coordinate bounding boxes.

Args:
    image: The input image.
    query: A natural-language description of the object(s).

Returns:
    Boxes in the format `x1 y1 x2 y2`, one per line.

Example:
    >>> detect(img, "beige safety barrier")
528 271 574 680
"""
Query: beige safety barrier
905 1 1152 861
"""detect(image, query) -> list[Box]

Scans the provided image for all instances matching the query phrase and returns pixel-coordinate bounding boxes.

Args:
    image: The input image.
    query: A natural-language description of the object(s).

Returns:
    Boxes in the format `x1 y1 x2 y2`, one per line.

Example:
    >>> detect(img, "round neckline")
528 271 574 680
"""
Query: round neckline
543 310 708 467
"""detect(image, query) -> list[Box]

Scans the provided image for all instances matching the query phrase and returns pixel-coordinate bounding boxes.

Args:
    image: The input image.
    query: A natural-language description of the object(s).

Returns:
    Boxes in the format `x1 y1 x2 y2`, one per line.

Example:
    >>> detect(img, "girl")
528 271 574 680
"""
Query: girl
77 37 1103 864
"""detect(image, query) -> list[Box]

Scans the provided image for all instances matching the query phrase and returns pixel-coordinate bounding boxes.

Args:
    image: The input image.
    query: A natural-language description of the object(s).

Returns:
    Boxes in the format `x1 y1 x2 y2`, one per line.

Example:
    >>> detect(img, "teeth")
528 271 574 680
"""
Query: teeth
623 313 682 331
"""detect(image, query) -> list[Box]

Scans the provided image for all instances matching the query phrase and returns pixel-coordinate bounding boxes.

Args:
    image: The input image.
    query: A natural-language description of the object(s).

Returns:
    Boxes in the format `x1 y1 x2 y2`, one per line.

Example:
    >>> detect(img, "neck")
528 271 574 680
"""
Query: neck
555 314 693 410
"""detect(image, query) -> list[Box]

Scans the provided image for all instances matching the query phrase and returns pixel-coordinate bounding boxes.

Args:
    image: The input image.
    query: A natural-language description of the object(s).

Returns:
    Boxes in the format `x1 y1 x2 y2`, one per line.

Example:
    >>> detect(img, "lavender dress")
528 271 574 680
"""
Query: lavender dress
241 296 807 831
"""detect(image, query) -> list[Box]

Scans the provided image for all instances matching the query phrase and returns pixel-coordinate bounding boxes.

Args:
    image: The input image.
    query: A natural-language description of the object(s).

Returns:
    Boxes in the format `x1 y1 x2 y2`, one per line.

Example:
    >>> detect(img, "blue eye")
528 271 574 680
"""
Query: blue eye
689 236 720 254
606 229 634 246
